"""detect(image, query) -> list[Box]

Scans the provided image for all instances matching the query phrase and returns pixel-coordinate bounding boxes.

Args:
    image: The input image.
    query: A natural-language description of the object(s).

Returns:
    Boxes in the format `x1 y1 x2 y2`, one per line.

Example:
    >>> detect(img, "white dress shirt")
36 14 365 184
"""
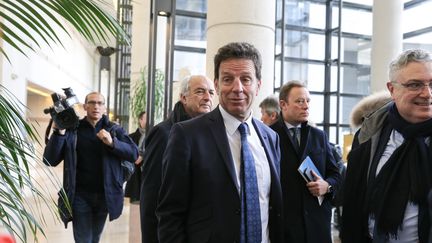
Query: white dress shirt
219 106 271 243
368 130 418 242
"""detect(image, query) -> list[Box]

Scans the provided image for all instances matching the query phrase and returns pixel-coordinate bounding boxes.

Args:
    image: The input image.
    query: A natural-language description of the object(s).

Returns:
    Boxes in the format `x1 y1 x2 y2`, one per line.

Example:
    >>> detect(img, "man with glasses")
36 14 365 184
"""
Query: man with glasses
270 80 340 243
44 91 138 243
342 49 432 243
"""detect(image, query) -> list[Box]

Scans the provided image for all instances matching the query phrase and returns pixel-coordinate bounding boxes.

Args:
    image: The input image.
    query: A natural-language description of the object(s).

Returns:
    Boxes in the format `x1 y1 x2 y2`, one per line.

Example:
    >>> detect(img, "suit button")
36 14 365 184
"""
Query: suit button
269 206 273 210
235 209 240 215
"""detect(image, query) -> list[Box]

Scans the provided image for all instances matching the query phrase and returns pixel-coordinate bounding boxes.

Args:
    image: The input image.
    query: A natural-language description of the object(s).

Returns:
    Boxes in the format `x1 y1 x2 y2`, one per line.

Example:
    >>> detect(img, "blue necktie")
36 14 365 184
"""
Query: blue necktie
238 123 262 243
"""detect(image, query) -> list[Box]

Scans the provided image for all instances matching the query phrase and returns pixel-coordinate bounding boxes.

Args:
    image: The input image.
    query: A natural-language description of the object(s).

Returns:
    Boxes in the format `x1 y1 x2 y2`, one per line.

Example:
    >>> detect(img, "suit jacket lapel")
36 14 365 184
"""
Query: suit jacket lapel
281 120 300 156
207 108 239 192
300 123 311 159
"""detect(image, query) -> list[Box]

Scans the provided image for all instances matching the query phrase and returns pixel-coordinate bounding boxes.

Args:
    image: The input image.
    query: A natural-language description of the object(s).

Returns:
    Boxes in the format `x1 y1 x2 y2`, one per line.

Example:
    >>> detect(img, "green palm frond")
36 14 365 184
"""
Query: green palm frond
0 0 129 241
0 86 59 242
0 0 129 62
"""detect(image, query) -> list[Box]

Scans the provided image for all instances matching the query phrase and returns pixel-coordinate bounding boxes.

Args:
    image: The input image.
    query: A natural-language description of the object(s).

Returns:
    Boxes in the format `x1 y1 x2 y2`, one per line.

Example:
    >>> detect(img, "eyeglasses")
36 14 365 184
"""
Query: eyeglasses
86 101 105 106
392 81 432 92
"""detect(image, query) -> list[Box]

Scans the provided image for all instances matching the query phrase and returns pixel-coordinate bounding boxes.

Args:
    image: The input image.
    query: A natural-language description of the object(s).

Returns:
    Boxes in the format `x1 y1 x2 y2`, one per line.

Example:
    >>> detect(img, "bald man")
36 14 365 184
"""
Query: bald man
139 75 215 243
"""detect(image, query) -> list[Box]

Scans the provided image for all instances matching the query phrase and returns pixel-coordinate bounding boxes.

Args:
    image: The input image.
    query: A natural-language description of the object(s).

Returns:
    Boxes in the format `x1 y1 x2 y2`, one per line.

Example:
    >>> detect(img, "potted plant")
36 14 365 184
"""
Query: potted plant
130 67 165 127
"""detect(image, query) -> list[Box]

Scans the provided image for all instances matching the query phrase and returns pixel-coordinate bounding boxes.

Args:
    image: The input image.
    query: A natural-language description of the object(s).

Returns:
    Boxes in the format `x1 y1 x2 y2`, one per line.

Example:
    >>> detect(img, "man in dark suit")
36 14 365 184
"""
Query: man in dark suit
157 42 284 243
125 111 146 203
270 81 341 243
140 75 214 243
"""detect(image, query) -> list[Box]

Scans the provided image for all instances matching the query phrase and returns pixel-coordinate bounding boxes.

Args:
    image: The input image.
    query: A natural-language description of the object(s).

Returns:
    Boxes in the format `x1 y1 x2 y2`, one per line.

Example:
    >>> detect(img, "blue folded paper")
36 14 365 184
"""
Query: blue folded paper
298 156 322 182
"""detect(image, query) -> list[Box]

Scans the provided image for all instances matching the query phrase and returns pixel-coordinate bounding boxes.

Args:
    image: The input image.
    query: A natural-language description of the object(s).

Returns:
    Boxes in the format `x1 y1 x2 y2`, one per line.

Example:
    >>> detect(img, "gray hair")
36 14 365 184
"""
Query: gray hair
389 49 432 81
179 75 192 97
259 95 280 116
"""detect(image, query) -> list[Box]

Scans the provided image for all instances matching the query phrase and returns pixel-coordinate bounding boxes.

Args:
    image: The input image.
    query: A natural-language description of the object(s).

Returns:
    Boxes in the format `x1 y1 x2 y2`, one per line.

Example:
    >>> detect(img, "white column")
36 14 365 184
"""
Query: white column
206 0 276 117
128 1 151 242
129 0 151 130
370 0 403 92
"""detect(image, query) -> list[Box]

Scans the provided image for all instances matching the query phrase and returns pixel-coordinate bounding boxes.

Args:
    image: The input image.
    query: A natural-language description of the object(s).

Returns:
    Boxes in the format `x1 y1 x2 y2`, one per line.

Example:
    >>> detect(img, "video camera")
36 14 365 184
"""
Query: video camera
43 88 80 130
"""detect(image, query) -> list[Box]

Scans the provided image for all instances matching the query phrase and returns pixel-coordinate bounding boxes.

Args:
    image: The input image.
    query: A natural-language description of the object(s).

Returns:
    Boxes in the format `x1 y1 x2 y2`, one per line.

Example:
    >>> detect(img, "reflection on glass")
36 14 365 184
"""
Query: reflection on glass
309 94 323 125
175 16 206 45
283 62 325 92
173 51 206 82
284 31 325 60
176 0 207 12
341 8 372 35
403 1 432 33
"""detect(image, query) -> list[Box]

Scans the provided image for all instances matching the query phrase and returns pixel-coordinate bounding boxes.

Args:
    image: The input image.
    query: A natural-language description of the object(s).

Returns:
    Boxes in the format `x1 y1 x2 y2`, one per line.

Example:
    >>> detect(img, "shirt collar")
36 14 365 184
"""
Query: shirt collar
284 121 300 130
219 106 254 136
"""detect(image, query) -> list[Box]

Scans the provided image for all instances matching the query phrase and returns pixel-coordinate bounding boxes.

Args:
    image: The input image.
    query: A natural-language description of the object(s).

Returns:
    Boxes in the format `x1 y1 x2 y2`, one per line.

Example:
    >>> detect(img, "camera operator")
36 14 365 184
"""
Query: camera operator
43 91 138 243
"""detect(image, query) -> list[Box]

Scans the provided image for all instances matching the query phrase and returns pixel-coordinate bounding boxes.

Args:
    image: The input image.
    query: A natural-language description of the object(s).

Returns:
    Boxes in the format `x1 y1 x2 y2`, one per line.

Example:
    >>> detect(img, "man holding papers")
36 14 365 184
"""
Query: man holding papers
270 81 341 243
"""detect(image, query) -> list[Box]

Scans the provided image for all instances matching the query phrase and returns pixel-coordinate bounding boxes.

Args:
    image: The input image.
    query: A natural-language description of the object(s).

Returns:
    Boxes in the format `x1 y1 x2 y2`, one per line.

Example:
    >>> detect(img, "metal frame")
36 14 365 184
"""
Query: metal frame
114 0 133 130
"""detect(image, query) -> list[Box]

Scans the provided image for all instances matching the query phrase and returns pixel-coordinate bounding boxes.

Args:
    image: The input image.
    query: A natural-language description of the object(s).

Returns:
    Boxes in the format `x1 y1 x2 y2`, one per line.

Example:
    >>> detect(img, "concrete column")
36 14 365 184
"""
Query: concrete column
128 1 151 242
129 0 151 130
206 0 276 117
370 0 403 92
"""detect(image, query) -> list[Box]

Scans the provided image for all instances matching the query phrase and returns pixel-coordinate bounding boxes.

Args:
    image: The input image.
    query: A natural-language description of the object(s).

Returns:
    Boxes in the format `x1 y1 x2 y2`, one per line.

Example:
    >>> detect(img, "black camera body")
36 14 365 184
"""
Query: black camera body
44 88 80 130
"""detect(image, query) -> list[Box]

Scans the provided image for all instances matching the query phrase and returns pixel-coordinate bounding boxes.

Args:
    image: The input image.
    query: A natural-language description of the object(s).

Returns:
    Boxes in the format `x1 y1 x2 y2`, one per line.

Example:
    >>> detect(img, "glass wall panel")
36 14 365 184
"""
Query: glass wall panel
341 95 363 124
275 27 283 55
284 31 325 60
285 1 326 29
341 8 372 35
331 36 371 65
329 95 337 124
276 0 283 20
173 51 206 81
283 62 325 91
275 59 282 89
175 16 206 46
404 37 432 52
340 66 370 94
403 1 432 33
176 0 207 12
309 94 324 124
335 126 353 147
329 126 338 144
344 0 372 5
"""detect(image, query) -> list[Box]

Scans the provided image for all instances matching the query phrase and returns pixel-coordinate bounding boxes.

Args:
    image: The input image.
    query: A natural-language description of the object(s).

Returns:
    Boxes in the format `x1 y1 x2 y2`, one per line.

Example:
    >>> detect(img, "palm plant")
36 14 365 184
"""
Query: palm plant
0 0 129 241
130 67 165 126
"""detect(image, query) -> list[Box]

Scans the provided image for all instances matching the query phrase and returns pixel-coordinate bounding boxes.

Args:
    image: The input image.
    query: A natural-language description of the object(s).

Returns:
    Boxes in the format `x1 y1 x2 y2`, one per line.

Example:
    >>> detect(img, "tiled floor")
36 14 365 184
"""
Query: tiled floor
19 161 138 243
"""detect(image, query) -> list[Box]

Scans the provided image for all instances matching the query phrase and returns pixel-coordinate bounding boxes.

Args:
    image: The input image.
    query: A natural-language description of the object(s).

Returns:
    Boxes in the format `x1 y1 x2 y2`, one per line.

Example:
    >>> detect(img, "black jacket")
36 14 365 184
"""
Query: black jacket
124 128 144 203
270 117 340 243
139 101 191 243
43 115 138 227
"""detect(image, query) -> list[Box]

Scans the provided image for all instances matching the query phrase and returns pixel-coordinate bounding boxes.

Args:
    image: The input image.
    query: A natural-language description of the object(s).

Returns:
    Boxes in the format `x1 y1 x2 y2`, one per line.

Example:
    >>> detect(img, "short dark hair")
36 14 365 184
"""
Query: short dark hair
259 96 280 116
138 111 146 119
84 91 105 104
279 80 306 102
214 42 262 80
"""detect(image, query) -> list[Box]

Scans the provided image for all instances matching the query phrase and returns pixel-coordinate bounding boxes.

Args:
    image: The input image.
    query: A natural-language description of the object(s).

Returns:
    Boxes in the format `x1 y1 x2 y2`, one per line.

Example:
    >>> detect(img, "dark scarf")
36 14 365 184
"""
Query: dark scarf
168 101 191 124
366 104 432 239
